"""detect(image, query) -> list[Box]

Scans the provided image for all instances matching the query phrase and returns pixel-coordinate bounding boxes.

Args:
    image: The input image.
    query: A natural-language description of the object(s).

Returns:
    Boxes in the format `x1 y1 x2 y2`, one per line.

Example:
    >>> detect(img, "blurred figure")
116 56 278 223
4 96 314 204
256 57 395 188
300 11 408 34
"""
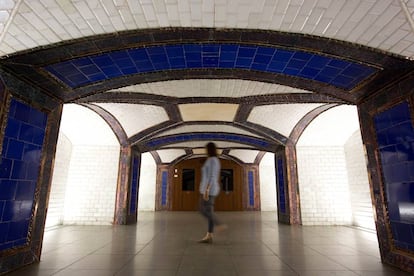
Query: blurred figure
198 142 227 243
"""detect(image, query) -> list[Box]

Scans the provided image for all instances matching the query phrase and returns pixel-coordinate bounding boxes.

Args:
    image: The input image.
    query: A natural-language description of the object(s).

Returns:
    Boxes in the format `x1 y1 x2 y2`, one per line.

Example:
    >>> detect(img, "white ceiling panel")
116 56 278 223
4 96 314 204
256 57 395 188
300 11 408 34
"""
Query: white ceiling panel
154 124 261 138
248 103 323 137
179 103 239 122
297 105 360 146
94 103 169 137
157 149 187 163
229 149 260 163
162 141 255 150
59 104 119 146
112 79 311 97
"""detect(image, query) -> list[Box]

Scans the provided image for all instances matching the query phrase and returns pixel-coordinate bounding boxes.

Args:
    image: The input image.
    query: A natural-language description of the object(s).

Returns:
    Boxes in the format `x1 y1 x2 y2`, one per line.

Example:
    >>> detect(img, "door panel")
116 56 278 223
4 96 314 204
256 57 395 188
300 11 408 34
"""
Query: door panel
172 158 242 211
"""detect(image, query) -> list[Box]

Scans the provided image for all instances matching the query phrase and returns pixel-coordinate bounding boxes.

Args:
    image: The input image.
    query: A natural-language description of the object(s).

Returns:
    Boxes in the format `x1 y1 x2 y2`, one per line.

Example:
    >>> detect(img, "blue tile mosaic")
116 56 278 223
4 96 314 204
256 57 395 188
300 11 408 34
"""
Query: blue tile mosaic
146 133 270 148
248 171 254 206
44 43 377 90
374 101 414 251
129 155 140 214
0 99 47 251
161 171 168 206
276 156 286 214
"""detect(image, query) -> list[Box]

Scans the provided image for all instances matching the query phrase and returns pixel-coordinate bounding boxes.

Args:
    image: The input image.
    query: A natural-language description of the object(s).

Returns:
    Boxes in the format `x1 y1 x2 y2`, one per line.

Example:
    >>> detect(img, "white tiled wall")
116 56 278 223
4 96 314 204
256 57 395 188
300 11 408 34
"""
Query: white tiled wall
259 152 277 211
345 131 375 230
138 152 156 211
62 145 120 225
297 146 352 225
45 132 72 228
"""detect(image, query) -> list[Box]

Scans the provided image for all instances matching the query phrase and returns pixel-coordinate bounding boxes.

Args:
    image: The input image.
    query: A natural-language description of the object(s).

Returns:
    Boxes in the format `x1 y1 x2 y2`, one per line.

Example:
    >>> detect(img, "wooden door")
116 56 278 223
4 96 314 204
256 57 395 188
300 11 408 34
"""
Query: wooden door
172 158 242 211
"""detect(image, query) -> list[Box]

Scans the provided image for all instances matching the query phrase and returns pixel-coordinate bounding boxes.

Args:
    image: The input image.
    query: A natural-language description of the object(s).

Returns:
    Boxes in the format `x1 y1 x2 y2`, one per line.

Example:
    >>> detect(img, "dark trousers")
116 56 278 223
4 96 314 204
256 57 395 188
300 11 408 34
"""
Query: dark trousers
199 196 220 233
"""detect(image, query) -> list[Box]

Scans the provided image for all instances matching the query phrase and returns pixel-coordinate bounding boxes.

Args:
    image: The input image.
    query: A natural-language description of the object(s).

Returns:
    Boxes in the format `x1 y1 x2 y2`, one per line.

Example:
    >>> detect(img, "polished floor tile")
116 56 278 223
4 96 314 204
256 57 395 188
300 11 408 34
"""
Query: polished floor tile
6 212 412 276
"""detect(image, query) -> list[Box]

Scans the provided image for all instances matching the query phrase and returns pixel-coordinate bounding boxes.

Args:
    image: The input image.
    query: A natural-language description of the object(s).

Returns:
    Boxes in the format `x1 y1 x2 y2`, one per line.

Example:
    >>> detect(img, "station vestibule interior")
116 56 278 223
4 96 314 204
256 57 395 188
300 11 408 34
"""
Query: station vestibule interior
2 2 414 274
46 103 374 229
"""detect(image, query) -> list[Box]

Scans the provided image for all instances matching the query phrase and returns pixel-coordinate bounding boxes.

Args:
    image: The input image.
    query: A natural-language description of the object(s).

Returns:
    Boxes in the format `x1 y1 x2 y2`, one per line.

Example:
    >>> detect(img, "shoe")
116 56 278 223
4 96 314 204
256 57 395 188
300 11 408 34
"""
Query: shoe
198 236 213 244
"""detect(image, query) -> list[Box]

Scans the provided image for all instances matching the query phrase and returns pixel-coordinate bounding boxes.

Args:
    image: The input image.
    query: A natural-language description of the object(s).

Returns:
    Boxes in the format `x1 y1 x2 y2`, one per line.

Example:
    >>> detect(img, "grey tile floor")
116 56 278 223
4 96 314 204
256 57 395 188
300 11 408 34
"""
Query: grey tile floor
7 212 412 276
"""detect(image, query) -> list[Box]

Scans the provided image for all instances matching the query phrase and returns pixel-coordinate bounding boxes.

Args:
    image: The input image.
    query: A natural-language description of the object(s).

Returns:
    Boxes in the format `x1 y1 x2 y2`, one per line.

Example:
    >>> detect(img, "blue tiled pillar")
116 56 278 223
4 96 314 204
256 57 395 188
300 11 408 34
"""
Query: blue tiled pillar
374 102 414 251
127 153 141 223
275 150 289 223
0 99 47 251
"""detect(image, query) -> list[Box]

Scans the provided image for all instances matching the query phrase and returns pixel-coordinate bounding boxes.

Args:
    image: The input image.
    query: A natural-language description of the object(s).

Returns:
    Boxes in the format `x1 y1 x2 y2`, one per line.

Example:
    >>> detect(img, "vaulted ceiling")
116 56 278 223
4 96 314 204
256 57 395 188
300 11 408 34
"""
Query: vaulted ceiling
1 0 414 164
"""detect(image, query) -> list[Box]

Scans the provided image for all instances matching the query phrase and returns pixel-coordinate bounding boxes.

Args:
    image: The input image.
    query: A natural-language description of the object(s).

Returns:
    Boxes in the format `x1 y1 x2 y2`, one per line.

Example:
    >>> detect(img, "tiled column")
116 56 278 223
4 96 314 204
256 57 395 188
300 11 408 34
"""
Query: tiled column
113 146 132 225
275 149 290 224
285 141 301 225
358 74 414 273
0 72 61 274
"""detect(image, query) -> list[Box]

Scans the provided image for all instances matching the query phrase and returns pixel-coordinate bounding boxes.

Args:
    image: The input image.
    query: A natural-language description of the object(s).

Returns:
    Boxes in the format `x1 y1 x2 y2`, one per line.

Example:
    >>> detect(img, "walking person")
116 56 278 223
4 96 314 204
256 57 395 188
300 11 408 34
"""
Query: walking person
198 142 227 243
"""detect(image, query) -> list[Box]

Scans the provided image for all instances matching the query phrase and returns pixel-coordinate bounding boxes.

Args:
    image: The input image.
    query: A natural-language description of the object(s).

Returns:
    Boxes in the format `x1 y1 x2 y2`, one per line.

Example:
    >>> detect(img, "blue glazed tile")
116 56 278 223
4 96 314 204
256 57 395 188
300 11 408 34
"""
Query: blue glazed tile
220 44 238 52
149 53 168 64
120 67 138 75
220 51 237 61
374 112 391 132
284 68 300 76
15 181 36 201
78 64 101 75
288 59 308 72
331 75 353 88
237 46 256 58
379 146 398 164
13 101 30 123
186 61 202 68
185 52 201 61
11 160 27 180
251 63 268 71
166 45 184 57
72 57 93 67
128 48 149 60
392 222 414 244
29 109 47 129
314 74 333 83
0 158 12 179
45 43 377 90
115 58 135 69
66 73 89 86
202 44 220 56
0 222 8 243
101 66 123 77
299 67 320 78
5 118 20 139
292 51 312 61
256 47 275 56
18 123 35 143
202 57 219 67
91 55 113 67
169 57 186 68
184 44 202 53
267 61 286 72
6 139 24 160
0 180 17 200
272 49 293 62
328 59 349 69
307 55 330 68
235 58 252 68
7 220 29 241
253 54 272 64
342 64 365 77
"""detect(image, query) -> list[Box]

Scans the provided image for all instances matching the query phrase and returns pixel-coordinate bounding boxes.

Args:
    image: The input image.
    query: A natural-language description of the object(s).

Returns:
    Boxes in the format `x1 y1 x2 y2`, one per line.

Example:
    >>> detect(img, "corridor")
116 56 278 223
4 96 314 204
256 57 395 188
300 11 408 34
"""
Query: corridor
7 212 409 276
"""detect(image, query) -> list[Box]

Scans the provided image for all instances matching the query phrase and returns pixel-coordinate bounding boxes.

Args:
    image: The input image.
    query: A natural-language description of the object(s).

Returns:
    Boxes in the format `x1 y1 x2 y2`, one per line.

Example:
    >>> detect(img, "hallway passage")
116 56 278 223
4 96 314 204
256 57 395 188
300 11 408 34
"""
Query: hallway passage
8 212 410 276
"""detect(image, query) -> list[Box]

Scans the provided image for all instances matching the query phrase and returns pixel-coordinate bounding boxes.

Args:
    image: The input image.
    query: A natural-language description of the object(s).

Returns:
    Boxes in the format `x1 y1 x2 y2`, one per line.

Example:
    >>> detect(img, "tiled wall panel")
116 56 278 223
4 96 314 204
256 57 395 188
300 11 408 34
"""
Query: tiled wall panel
129 154 140 214
0 98 47 250
374 101 414 251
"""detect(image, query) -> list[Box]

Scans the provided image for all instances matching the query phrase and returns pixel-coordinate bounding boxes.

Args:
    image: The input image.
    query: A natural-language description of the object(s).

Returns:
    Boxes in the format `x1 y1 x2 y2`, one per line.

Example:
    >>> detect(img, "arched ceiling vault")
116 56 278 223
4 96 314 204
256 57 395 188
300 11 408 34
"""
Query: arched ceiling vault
2 1 414 163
